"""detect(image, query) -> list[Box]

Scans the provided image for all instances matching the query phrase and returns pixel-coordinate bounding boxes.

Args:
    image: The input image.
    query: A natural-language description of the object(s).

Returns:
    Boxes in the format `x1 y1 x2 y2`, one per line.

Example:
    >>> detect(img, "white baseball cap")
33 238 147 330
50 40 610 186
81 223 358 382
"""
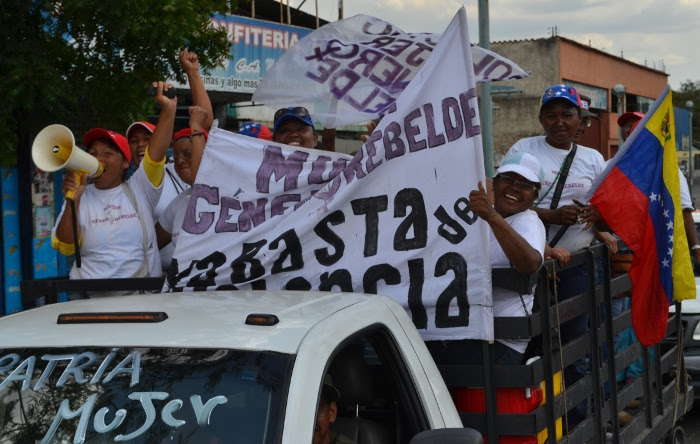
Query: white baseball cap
496 152 543 184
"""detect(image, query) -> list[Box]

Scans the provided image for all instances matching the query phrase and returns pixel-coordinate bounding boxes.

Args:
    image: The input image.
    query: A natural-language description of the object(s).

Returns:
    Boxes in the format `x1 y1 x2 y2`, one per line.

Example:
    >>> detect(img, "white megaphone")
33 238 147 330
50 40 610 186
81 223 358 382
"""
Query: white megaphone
32 124 104 200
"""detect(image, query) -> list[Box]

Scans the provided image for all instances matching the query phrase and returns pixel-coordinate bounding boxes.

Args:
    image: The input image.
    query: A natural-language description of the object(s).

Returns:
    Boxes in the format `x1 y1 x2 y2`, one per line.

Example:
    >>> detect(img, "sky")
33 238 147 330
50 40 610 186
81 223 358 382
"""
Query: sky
290 0 700 90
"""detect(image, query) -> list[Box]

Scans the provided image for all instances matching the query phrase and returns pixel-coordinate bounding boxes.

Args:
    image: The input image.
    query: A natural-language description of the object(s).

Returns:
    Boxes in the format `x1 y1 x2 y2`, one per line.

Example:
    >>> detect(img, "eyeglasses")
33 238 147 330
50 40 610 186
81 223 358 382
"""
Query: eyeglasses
274 106 310 125
173 150 192 162
496 174 539 193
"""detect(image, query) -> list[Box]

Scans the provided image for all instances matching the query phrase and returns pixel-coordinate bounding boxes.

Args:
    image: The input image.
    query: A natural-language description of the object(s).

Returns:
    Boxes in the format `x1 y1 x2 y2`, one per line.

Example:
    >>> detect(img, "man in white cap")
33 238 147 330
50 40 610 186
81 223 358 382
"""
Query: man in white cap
427 152 546 365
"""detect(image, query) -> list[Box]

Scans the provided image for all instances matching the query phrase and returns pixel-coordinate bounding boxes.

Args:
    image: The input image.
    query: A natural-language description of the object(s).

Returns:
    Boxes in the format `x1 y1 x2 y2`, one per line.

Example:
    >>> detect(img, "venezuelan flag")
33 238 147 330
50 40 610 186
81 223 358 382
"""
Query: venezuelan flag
587 86 694 346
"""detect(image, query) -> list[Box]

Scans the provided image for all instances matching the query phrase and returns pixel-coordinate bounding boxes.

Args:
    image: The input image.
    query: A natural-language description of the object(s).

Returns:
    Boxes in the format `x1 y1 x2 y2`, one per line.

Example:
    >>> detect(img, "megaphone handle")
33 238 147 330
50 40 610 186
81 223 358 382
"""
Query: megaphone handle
69 199 82 269
64 169 87 202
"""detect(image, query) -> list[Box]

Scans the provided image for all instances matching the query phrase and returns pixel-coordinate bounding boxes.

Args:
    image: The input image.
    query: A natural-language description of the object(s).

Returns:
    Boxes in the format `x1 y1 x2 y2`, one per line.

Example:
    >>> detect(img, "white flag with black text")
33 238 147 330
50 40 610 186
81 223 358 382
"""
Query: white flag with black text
253 13 530 128
171 7 493 341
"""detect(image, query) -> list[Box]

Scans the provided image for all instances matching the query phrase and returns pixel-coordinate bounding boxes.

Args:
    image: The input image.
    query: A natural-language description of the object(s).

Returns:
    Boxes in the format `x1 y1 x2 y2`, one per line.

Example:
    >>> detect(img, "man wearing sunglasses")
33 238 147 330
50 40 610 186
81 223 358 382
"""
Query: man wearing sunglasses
273 106 318 149
573 94 600 144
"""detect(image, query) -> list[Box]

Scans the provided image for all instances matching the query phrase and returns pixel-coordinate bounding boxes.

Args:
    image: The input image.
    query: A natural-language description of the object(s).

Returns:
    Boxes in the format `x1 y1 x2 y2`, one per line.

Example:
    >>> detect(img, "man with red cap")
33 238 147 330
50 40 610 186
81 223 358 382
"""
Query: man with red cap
155 107 210 259
127 50 214 273
617 112 700 263
51 81 176 290
617 111 645 142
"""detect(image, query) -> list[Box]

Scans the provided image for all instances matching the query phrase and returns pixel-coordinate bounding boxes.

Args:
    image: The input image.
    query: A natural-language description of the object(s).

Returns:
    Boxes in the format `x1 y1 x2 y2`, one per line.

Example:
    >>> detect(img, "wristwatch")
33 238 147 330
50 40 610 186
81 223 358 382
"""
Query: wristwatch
692 244 700 251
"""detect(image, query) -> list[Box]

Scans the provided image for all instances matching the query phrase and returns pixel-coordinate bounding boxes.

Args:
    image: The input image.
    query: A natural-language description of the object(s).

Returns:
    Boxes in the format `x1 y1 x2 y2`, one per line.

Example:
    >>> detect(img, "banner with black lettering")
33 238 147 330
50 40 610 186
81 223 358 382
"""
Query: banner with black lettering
253 13 530 128
170 7 493 341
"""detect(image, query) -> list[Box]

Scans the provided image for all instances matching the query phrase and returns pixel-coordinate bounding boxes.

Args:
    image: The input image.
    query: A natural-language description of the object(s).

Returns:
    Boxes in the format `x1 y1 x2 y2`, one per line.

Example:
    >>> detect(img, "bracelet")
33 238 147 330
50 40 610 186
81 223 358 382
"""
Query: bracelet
189 131 204 140
691 244 700 251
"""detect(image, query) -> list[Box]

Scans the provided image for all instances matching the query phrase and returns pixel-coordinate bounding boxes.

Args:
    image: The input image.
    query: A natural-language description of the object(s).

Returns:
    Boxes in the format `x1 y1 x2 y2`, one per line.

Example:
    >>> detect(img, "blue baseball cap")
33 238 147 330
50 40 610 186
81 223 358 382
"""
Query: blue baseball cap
273 106 314 134
238 122 273 140
540 84 582 110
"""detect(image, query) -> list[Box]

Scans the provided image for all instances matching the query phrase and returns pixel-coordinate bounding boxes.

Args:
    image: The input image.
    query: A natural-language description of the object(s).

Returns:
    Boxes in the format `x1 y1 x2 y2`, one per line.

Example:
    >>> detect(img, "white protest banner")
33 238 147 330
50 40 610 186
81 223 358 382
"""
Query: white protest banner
170 7 492 341
252 13 530 128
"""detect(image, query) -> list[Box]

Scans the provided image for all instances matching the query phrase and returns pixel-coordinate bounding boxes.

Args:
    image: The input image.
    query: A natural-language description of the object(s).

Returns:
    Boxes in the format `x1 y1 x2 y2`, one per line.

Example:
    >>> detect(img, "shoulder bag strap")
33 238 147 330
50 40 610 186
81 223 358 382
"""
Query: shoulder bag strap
549 143 577 210
166 166 185 194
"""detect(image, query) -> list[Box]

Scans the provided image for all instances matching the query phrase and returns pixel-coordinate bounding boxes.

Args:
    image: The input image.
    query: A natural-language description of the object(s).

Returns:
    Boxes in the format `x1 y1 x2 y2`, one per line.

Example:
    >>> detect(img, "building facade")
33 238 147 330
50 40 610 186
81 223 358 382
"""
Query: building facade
488 36 668 162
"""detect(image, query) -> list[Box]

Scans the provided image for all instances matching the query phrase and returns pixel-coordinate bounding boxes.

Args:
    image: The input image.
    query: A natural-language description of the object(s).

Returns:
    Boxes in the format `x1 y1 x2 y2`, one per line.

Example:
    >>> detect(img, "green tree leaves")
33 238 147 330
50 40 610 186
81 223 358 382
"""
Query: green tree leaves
0 0 233 166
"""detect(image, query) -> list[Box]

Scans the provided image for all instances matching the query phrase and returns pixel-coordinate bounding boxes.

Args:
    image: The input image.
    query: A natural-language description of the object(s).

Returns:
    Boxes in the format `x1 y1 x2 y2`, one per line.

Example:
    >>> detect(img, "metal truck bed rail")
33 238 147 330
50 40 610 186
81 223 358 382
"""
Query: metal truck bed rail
437 243 692 444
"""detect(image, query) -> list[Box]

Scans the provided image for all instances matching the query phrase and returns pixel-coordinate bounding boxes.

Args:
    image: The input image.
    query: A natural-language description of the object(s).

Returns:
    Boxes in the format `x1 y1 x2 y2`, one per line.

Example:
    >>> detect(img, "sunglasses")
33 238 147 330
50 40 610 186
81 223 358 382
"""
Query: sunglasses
582 117 592 128
173 149 192 162
496 174 540 193
274 107 310 125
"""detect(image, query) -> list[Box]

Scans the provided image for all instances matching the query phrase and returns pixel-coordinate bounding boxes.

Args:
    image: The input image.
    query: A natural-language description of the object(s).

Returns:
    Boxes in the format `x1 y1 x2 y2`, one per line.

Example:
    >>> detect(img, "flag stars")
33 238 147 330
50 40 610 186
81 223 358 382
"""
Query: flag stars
668 247 674 257
662 258 670 268
650 192 658 201
664 209 670 218
667 220 674 230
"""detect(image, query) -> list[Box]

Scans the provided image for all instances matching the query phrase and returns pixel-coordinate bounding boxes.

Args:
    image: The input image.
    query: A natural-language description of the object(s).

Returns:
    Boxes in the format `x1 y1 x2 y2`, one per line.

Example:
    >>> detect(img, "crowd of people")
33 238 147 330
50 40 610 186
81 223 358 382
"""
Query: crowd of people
48 61 696 434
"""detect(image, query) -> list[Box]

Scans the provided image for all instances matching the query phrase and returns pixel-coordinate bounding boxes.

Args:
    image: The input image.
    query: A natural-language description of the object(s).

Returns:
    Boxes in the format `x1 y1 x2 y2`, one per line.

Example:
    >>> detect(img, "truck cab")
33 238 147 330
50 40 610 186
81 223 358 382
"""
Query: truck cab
0 291 481 443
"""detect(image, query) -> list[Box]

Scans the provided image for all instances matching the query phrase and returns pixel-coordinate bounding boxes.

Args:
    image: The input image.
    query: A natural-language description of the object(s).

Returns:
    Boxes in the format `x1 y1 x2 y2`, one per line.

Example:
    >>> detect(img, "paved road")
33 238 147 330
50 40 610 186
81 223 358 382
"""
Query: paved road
677 173 700 440
678 400 700 441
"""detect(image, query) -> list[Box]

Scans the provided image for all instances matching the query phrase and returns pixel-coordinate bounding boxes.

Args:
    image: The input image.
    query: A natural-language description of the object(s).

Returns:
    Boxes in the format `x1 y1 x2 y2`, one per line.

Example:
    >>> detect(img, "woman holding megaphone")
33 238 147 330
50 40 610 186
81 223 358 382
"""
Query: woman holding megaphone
51 82 176 295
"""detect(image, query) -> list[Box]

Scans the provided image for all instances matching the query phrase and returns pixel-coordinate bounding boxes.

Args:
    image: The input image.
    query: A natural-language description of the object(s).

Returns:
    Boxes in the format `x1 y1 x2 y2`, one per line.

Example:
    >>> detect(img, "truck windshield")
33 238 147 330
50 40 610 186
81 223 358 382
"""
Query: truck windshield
0 347 292 443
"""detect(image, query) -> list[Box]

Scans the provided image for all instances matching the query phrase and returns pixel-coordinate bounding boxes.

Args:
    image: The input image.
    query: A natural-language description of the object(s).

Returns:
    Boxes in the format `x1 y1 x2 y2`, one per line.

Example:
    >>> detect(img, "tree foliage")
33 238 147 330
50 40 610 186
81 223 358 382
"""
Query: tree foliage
673 79 700 145
0 0 234 166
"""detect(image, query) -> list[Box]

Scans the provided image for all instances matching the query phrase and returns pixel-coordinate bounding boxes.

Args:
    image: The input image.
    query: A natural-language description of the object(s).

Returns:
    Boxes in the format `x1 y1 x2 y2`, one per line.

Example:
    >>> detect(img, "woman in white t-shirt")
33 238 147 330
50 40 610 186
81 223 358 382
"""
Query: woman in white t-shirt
155 106 209 256
506 84 606 424
506 85 605 256
51 82 176 289
426 153 546 365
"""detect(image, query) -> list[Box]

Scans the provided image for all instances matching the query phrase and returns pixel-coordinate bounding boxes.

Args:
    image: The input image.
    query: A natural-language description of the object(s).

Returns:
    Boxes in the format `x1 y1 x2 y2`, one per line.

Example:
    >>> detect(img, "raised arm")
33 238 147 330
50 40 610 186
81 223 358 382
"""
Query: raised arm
147 81 178 164
188 105 209 181
470 182 543 274
180 49 214 131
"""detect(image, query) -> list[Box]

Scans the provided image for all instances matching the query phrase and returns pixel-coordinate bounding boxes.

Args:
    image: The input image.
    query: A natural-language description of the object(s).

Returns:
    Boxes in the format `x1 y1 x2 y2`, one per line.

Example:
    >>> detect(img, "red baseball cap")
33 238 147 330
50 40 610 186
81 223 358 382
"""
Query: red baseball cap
617 111 645 128
173 128 209 143
83 128 131 163
126 121 155 139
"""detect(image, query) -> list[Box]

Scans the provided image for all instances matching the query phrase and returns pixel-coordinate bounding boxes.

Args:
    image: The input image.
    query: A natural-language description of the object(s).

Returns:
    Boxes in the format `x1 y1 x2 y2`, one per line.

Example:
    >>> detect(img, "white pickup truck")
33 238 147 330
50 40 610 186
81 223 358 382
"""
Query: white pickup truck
0 291 482 443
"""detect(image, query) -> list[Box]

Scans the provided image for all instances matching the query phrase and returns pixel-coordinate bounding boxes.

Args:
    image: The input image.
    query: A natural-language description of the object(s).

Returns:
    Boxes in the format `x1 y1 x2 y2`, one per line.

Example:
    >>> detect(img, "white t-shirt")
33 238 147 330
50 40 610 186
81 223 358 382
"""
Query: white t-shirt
679 168 693 210
507 136 605 253
53 164 163 280
154 163 190 271
159 188 191 248
491 209 546 354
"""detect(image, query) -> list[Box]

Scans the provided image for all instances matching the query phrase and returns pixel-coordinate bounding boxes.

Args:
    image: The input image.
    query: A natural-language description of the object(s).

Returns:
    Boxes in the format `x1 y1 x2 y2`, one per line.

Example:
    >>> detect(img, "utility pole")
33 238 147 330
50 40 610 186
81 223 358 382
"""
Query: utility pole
478 0 494 177
687 101 695 190
613 84 626 149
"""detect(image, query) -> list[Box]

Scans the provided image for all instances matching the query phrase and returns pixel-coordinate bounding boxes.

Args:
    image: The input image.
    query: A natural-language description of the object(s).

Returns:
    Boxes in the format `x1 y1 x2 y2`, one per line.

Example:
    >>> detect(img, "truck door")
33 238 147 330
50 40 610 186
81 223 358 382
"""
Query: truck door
319 326 432 444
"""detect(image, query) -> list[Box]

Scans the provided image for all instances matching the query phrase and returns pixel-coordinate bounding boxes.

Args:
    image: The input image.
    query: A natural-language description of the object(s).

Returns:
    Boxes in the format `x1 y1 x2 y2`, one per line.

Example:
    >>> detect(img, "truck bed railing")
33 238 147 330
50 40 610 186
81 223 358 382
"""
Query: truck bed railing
437 242 692 444
19 276 165 306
